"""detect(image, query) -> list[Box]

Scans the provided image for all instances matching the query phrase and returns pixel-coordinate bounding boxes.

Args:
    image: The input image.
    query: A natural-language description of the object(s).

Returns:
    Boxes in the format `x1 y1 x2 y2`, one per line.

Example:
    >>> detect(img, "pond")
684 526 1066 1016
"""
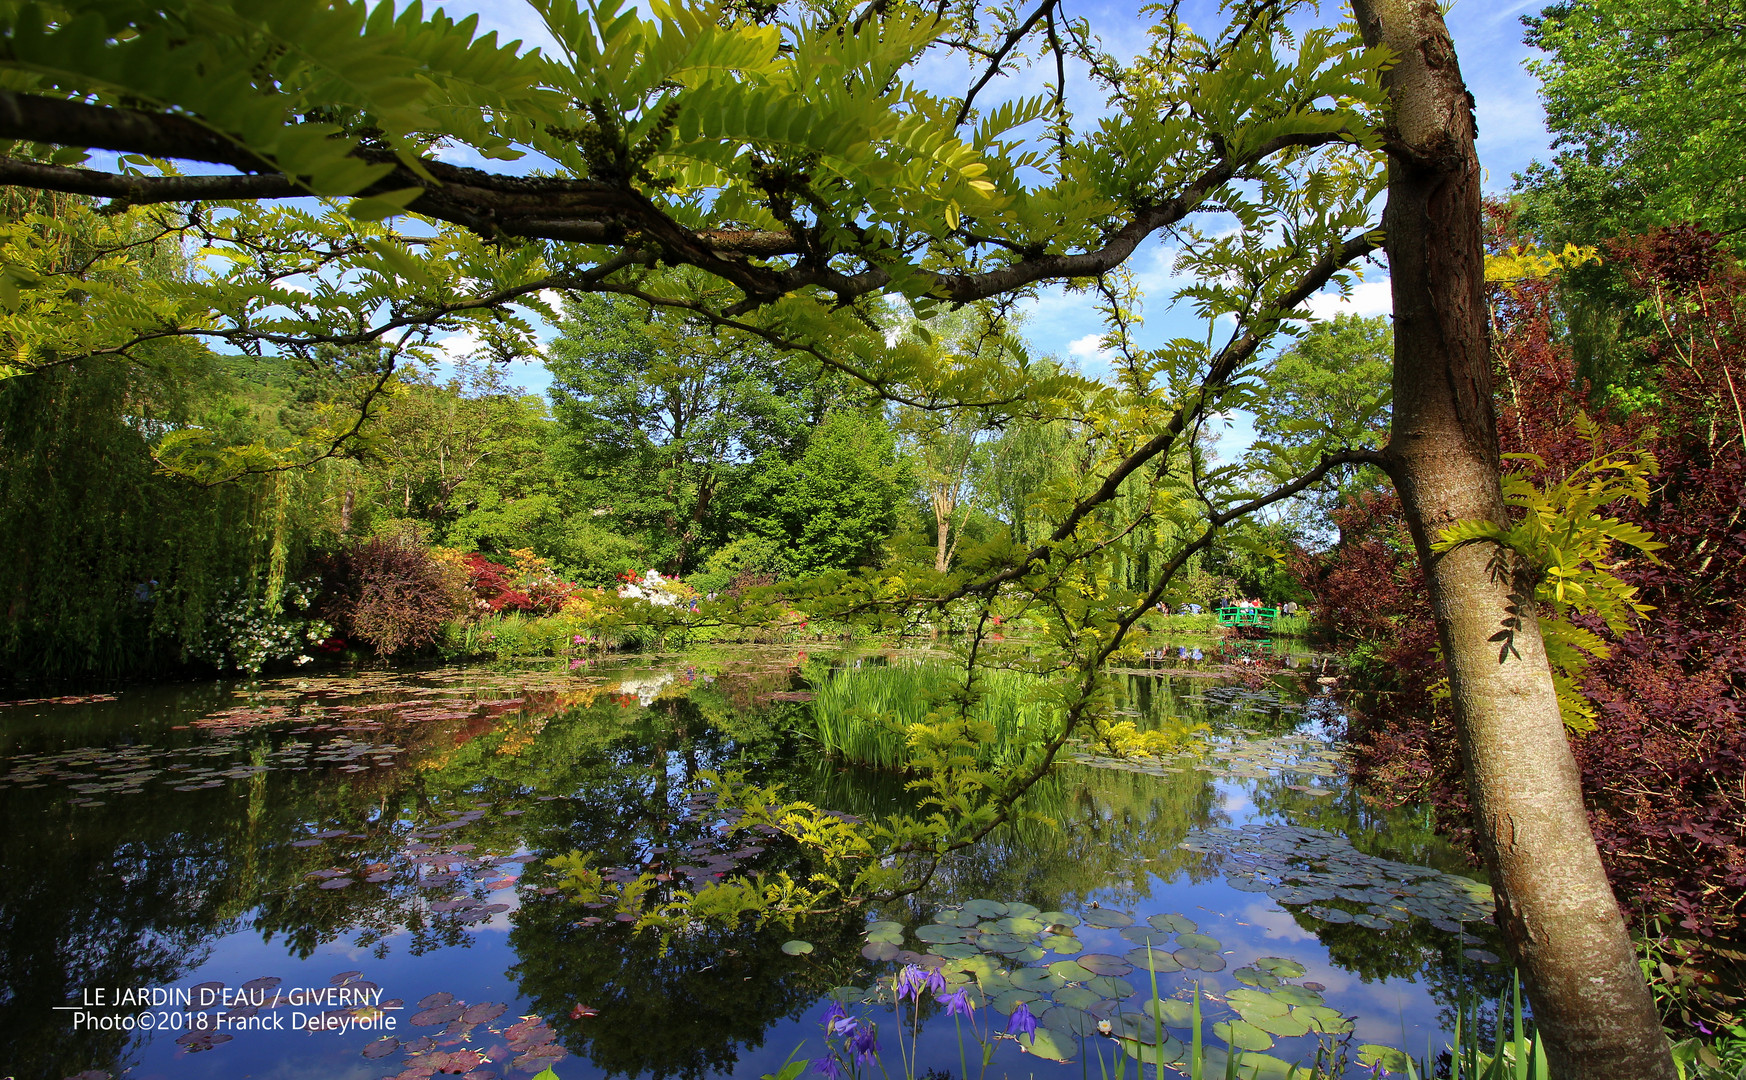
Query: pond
0 649 1515 1080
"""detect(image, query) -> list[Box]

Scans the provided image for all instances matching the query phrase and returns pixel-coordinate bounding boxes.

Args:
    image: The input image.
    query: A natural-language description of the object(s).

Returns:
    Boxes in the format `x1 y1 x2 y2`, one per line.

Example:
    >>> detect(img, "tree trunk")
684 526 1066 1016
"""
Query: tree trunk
1351 2 1674 1077
933 489 954 573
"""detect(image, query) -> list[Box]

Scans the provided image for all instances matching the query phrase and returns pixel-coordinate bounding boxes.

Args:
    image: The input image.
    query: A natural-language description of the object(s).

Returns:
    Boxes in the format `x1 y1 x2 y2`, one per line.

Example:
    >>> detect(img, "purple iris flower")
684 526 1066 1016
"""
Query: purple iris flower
1005 1002 1039 1038
938 987 975 1017
849 1024 881 1065
823 1001 848 1028
831 1014 858 1038
815 1056 844 1080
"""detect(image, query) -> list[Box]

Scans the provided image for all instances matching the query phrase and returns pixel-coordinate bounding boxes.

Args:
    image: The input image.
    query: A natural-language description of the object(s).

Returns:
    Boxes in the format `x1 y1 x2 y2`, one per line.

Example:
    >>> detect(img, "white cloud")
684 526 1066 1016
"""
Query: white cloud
1304 278 1393 320
1067 333 1108 360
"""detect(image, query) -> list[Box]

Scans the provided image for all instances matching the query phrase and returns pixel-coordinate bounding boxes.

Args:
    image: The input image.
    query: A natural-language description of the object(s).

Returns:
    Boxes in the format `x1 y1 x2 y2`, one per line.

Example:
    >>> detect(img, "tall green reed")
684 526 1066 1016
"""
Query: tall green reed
808 661 1055 771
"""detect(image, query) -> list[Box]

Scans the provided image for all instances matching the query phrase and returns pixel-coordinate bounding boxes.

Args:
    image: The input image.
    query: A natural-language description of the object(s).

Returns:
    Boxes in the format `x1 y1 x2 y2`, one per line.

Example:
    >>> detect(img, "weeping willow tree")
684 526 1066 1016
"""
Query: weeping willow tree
0 192 341 680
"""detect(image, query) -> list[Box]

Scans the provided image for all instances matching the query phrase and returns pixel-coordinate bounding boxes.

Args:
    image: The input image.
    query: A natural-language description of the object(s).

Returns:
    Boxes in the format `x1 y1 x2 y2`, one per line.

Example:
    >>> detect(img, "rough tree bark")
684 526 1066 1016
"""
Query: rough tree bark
1351 1 1675 1077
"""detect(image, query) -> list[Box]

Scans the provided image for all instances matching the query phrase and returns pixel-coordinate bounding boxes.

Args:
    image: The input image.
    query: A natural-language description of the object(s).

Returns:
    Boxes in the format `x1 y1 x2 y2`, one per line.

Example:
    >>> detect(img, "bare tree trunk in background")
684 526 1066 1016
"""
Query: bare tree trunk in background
1351 1 1675 1076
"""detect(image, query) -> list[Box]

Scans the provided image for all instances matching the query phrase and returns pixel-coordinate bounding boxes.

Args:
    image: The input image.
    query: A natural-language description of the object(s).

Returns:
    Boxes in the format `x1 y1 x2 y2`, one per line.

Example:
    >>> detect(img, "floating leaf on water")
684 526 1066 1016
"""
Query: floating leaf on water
914 924 967 944
964 899 1008 919
1173 948 1224 972
994 915 1044 936
1037 911 1080 930
1048 959 1094 982
1004 901 1042 920
1214 1019 1275 1053
861 941 899 962
1039 1003 1100 1037
1119 925 1171 946
360 1037 401 1059
1076 953 1132 977
1270 985 1324 1007
1124 947 1183 973
1119 1033 1185 1064
1086 975 1134 999
1040 934 1082 954
1147 913 1197 934
781 940 814 956
318 878 353 890
1232 967 1278 989
1176 932 1221 952
461 1002 507 1024
1293 1004 1352 1035
1248 1010 1311 1038
1079 908 1132 929
1053 986 1101 1011
1358 1045 1413 1072
1253 957 1306 979
1145 998 1197 1028
1225 989 1287 1015
929 942 980 960
1464 949 1502 965
828 985 865 1003
409 1003 465 1026
933 909 982 928
1011 968 1065 992
1020 1026 1075 1062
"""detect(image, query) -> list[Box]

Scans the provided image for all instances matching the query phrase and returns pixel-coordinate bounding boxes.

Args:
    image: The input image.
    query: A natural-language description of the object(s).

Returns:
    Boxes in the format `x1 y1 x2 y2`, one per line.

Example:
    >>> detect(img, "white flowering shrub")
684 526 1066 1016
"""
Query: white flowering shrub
191 579 333 674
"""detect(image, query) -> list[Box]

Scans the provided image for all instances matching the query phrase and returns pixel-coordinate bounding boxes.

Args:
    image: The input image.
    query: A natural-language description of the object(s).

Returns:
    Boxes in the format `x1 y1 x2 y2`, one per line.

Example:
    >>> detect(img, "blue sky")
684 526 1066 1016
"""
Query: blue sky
423 0 1558 394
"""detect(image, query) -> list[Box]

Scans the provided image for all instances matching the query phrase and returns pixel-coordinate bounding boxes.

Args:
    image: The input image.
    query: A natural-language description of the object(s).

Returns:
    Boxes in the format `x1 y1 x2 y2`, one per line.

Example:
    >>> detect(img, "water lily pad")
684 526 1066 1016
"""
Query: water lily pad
1086 975 1134 999
781 940 814 956
1173 947 1224 971
1120 1032 1185 1063
1232 967 1279 989
1358 1045 1413 1072
1176 932 1221 952
360 1037 400 1059
1040 1004 1101 1037
1464 949 1502 965
930 942 981 959
1053 986 1102 1010
1253 957 1306 978
964 899 1009 919
461 1002 507 1024
1124 946 1183 973
1079 908 1133 929
866 920 904 944
1270 985 1323 1007
1077 953 1132 976
1137 999 1190 1030
1008 945 1046 964
934 908 981 927
1214 1020 1275 1052
983 934 1034 955
1294 1004 1351 1034
1226 989 1288 1017
862 941 900 962
914 924 966 944
1147 913 1197 934
1248 1010 1311 1038
1040 934 1082 954
1004 901 1043 919
1048 959 1095 982
991 916 1044 936
1011 968 1065 992
1119 924 1172 946
1020 1027 1075 1062
1037 911 1080 930
410 1003 464 1026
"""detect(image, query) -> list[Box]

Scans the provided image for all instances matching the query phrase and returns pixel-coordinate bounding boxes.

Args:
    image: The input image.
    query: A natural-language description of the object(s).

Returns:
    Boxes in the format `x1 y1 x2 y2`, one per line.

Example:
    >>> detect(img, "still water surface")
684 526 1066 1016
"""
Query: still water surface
0 650 1511 1080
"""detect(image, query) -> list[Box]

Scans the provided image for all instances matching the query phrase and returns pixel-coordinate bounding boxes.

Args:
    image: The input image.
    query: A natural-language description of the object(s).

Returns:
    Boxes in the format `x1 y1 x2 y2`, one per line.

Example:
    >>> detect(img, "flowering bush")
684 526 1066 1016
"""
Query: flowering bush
464 549 578 615
190 579 331 674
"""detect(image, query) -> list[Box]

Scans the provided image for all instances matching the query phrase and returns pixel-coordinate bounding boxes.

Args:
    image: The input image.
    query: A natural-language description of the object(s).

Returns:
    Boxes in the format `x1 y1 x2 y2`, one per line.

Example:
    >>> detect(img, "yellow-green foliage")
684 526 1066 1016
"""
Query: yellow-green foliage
1434 415 1665 731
